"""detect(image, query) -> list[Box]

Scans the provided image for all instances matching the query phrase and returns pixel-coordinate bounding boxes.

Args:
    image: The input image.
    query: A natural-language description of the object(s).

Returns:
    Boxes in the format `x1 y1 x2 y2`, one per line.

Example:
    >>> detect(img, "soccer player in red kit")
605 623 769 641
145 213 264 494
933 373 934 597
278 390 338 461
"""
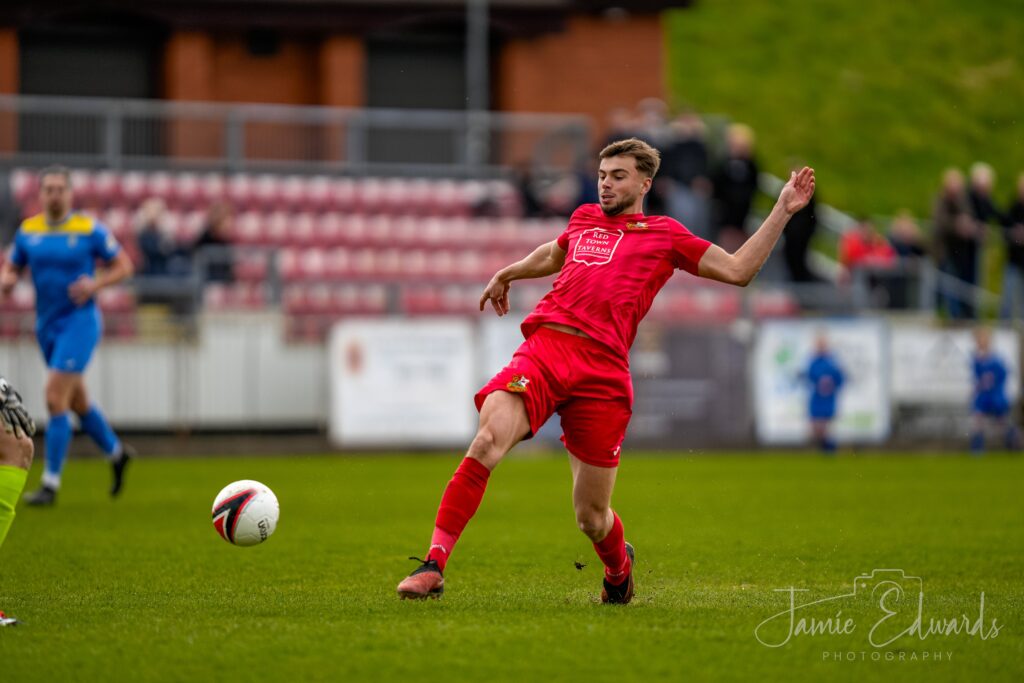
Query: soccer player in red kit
397 138 815 603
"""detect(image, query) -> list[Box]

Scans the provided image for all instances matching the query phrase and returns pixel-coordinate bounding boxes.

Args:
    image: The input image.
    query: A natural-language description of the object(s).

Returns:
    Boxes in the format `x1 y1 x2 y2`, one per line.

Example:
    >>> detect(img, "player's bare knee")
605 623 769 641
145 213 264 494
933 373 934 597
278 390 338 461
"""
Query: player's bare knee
45 381 71 414
466 427 501 469
575 507 610 541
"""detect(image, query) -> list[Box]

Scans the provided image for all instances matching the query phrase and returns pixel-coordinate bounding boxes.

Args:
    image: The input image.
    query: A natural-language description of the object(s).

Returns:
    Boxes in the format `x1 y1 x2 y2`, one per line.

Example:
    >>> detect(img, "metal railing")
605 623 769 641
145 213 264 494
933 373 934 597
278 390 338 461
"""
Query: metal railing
0 95 592 177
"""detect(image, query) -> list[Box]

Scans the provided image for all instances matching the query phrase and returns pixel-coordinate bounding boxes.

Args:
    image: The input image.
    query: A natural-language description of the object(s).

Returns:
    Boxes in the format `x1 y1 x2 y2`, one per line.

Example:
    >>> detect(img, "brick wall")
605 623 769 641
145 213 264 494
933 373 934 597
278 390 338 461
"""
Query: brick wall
498 14 666 145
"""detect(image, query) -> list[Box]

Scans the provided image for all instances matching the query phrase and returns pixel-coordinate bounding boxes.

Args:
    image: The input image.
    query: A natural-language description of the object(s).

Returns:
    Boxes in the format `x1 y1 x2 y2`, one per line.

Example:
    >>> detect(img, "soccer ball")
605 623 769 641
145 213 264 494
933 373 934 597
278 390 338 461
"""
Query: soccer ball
211 480 280 547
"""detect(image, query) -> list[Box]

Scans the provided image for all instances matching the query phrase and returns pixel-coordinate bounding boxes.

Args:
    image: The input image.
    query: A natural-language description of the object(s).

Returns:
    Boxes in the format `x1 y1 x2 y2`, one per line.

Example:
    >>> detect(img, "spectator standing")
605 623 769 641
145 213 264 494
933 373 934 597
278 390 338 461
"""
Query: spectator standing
193 202 234 284
932 168 982 319
135 198 174 277
661 112 712 238
1001 174 1024 320
968 162 1006 231
712 124 759 252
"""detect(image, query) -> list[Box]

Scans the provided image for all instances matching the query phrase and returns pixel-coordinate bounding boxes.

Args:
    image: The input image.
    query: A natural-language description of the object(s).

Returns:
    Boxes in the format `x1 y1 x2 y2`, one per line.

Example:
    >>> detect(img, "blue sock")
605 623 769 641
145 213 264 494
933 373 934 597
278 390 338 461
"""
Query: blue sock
970 432 985 454
79 404 122 459
44 412 73 489
822 437 837 453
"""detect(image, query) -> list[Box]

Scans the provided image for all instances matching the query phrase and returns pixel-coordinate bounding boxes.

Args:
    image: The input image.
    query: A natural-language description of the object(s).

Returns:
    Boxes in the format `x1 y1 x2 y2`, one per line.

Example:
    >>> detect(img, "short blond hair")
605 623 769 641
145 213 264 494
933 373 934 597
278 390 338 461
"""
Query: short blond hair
599 138 661 178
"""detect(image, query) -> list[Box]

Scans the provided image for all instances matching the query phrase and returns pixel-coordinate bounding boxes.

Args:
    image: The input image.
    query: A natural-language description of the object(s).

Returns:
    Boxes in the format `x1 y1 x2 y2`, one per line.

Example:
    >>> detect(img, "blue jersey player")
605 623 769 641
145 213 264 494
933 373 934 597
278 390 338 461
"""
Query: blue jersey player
0 166 135 505
969 328 1020 454
805 333 845 453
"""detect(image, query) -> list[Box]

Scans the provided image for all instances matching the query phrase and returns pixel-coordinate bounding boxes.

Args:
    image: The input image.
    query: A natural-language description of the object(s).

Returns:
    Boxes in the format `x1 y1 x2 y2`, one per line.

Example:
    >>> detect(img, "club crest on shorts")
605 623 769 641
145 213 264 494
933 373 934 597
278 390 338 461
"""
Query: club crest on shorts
506 374 530 392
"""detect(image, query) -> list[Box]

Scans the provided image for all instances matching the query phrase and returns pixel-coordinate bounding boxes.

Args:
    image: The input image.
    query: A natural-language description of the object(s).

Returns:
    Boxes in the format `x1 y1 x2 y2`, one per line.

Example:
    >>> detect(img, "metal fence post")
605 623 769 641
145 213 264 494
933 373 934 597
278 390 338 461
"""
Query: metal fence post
105 103 122 170
226 110 245 173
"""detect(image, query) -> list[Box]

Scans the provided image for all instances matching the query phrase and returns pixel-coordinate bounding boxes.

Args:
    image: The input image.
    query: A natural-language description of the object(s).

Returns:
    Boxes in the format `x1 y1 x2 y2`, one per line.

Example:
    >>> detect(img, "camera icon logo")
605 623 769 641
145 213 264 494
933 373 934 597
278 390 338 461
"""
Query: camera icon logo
853 568 923 602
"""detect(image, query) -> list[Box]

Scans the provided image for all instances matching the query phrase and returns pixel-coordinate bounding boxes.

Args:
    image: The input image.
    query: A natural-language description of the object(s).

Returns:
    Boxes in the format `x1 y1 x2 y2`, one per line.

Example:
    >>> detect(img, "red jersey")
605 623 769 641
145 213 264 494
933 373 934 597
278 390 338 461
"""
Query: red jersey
521 203 712 358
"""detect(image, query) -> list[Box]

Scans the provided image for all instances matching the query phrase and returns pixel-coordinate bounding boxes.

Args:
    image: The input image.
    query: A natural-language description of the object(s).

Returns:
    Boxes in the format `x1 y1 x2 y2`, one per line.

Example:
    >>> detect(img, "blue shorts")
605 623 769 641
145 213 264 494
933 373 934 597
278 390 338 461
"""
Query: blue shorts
974 395 1009 418
37 308 102 374
809 396 837 420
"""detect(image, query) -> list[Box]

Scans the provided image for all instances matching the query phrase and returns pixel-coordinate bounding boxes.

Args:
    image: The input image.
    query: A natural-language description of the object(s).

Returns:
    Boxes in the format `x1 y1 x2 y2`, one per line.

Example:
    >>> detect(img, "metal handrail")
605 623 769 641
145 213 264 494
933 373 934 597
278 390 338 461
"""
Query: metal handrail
0 94 592 176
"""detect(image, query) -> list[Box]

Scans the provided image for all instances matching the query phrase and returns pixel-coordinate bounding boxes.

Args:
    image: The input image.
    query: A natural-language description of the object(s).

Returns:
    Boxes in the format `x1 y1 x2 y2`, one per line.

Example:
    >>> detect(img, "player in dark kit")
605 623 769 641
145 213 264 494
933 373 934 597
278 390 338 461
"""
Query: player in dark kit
397 138 815 603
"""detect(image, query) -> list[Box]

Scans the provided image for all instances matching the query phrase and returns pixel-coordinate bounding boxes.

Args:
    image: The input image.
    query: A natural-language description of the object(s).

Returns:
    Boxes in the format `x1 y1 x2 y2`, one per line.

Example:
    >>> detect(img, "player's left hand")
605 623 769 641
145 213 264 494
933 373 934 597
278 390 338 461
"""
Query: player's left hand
0 376 36 439
778 167 815 215
68 274 99 305
480 275 511 317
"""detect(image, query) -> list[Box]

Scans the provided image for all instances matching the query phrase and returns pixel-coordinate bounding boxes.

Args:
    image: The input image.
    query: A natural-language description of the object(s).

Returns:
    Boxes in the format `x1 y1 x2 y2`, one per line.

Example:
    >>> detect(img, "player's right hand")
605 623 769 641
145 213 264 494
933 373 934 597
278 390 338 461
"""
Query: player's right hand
479 275 511 317
0 269 17 298
0 376 36 439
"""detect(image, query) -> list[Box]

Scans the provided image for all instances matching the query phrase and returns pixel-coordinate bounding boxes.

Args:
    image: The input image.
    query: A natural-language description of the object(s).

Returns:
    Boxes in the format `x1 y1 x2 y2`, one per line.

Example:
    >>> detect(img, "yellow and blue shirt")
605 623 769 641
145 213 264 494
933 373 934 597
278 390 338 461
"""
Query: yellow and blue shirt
10 212 121 331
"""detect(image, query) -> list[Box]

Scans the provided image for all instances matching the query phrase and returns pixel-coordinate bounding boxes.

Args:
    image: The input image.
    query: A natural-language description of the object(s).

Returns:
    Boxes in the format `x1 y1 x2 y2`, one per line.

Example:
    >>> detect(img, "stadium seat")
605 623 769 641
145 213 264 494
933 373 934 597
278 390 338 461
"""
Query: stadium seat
227 174 254 208
120 171 148 206
10 169 36 205
305 175 333 212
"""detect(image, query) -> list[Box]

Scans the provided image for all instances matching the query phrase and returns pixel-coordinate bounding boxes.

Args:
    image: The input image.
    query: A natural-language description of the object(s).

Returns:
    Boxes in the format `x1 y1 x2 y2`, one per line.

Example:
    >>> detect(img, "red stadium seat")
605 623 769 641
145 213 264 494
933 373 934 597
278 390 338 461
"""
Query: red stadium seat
147 172 175 203
10 169 36 205
227 174 254 208
280 175 305 210
330 284 360 314
233 211 264 246
174 173 202 209
97 287 136 314
324 247 352 280
70 170 97 208
331 177 357 212
120 171 148 206
233 250 269 282
263 210 291 246
315 213 344 247
305 175 333 212
252 174 283 210
199 173 226 205
291 212 317 246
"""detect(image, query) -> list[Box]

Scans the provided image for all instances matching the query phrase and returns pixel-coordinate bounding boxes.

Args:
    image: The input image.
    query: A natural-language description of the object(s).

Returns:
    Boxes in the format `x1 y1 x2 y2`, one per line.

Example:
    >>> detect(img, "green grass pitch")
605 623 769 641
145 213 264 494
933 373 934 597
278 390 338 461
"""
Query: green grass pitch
1 452 1022 682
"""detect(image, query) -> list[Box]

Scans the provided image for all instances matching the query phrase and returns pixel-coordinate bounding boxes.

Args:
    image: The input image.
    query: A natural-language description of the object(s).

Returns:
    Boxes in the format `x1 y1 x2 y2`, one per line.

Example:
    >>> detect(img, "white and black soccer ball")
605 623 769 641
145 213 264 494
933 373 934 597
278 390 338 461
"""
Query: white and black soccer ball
211 480 280 547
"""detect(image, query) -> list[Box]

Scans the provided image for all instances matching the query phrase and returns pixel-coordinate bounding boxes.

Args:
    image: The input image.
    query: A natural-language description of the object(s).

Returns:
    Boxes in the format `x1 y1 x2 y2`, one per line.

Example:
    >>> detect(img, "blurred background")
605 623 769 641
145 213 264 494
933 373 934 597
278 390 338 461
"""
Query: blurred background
1 0 1023 453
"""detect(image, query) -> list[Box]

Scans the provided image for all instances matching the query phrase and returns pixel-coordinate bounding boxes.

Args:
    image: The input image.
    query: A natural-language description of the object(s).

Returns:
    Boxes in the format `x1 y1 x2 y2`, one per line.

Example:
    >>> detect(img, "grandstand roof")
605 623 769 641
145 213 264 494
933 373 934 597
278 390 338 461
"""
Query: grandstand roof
1 0 691 33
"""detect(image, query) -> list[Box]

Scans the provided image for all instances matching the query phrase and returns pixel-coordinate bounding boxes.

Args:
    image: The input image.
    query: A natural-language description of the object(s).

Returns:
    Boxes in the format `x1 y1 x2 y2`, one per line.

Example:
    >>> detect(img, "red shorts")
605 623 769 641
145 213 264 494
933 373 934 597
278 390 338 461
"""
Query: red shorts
475 326 633 468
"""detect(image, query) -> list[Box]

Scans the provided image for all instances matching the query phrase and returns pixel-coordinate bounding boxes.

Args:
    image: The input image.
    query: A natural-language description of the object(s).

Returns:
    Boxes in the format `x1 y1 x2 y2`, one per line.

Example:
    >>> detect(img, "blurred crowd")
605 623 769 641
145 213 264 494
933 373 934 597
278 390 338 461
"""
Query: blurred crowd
520 98 1023 321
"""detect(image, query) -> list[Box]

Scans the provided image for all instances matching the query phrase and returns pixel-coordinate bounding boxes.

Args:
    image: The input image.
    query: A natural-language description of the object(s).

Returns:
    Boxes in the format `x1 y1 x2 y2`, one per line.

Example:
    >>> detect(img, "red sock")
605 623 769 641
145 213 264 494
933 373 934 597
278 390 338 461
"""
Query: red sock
425 457 491 571
593 512 631 585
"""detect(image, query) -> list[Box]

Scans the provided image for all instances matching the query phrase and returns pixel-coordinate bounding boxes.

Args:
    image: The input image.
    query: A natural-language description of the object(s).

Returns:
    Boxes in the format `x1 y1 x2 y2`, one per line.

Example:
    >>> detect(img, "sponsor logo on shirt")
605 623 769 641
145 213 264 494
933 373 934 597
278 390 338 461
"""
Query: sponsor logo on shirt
506 374 530 392
625 221 648 230
573 228 623 266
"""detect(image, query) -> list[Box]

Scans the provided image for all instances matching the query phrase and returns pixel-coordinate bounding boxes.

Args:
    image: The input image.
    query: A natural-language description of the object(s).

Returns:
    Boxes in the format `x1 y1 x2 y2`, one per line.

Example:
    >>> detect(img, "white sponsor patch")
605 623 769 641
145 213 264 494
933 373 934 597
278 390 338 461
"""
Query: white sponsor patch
572 228 623 266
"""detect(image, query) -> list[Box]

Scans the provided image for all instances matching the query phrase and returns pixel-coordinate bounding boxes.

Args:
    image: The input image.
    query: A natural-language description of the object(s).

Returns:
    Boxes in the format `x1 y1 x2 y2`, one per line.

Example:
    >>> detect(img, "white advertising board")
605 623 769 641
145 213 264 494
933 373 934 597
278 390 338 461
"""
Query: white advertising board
890 327 1019 405
328 318 476 447
754 319 890 445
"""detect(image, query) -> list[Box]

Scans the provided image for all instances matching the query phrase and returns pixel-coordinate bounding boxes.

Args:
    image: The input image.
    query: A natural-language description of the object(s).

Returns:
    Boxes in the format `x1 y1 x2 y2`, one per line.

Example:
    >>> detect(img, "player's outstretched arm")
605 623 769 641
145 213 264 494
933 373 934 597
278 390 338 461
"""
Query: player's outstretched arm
479 239 567 316
68 250 135 305
698 167 815 287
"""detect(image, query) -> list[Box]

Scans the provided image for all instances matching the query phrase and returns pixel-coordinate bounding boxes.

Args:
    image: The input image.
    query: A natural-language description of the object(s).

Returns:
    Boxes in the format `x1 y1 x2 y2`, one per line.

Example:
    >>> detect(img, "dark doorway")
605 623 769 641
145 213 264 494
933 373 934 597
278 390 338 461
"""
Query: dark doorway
19 18 164 160
365 31 467 166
